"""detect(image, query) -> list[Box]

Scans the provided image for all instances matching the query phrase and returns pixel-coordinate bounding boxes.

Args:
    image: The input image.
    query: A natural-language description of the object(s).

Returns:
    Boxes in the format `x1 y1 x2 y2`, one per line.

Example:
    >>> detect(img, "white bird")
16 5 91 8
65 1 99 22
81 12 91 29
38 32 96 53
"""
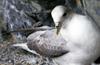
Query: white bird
51 5 100 65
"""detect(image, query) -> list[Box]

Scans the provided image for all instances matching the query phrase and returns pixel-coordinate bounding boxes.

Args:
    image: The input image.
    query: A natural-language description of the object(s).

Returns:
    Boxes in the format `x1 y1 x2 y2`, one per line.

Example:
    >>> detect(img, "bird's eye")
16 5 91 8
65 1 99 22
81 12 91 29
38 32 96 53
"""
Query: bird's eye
63 13 67 17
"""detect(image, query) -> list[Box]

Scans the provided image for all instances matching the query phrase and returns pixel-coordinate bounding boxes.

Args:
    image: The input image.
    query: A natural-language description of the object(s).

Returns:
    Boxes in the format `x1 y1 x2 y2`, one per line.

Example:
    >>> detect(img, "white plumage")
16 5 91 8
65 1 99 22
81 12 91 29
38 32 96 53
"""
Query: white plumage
51 5 100 65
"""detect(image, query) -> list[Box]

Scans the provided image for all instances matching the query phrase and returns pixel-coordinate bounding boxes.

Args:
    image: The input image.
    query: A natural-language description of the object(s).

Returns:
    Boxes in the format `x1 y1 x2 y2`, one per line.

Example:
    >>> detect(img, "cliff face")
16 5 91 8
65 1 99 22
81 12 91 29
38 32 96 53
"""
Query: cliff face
0 0 3 15
0 0 65 65
83 0 100 27
0 0 3 22
0 0 3 41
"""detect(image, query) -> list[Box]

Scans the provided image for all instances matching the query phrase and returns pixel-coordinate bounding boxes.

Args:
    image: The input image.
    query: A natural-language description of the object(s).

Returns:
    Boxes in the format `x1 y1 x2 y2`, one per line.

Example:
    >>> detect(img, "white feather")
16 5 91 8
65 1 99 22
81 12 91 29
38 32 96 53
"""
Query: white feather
12 43 38 55
51 5 100 65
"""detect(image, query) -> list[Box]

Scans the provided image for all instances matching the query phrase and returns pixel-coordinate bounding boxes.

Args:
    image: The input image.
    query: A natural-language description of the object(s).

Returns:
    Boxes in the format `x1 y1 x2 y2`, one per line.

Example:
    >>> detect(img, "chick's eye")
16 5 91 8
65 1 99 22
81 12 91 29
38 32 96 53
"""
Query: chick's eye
63 13 67 17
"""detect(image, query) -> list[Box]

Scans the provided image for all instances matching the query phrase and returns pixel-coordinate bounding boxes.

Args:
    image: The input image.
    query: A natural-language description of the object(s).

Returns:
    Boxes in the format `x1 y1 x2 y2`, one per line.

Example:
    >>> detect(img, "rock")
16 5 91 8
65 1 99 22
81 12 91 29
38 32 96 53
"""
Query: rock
0 43 54 65
2 0 64 42
83 0 100 27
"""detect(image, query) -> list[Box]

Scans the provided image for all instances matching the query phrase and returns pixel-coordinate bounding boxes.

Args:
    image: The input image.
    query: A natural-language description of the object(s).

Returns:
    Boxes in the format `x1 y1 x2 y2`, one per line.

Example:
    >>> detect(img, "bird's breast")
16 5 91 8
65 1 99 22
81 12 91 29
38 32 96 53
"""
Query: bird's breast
61 15 90 41
60 14 100 50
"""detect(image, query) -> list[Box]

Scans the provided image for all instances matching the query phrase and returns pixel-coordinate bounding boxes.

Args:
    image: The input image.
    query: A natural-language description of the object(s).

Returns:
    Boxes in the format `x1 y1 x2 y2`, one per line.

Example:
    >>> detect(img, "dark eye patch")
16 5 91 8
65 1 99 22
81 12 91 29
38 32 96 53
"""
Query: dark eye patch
63 13 67 17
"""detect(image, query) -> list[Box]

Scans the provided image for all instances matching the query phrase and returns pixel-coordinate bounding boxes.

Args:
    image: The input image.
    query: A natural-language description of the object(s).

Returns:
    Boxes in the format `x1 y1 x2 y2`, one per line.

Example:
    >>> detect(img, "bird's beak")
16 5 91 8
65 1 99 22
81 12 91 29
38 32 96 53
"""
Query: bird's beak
56 26 60 35
56 21 62 35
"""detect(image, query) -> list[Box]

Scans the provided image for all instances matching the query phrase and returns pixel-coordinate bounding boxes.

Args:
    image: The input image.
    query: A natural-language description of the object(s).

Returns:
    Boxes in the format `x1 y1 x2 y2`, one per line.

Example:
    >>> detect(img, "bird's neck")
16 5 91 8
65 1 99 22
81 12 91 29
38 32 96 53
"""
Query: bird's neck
62 13 90 29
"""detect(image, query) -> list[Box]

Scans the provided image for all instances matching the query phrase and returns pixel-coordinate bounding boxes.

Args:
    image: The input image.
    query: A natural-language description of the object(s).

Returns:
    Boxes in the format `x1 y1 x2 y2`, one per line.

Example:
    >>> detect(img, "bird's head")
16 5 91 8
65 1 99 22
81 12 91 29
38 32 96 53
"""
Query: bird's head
51 5 71 34
51 6 67 27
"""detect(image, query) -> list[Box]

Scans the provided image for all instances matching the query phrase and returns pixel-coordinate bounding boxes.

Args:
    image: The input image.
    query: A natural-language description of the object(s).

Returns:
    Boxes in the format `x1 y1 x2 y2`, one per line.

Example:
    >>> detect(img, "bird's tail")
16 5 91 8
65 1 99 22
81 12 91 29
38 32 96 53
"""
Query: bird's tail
12 43 28 50
12 43 38 55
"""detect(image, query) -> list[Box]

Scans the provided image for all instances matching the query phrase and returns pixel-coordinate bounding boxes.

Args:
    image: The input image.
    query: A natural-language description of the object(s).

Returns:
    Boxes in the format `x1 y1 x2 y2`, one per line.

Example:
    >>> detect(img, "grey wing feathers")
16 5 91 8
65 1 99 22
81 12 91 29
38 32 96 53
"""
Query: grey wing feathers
27 30 68 57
